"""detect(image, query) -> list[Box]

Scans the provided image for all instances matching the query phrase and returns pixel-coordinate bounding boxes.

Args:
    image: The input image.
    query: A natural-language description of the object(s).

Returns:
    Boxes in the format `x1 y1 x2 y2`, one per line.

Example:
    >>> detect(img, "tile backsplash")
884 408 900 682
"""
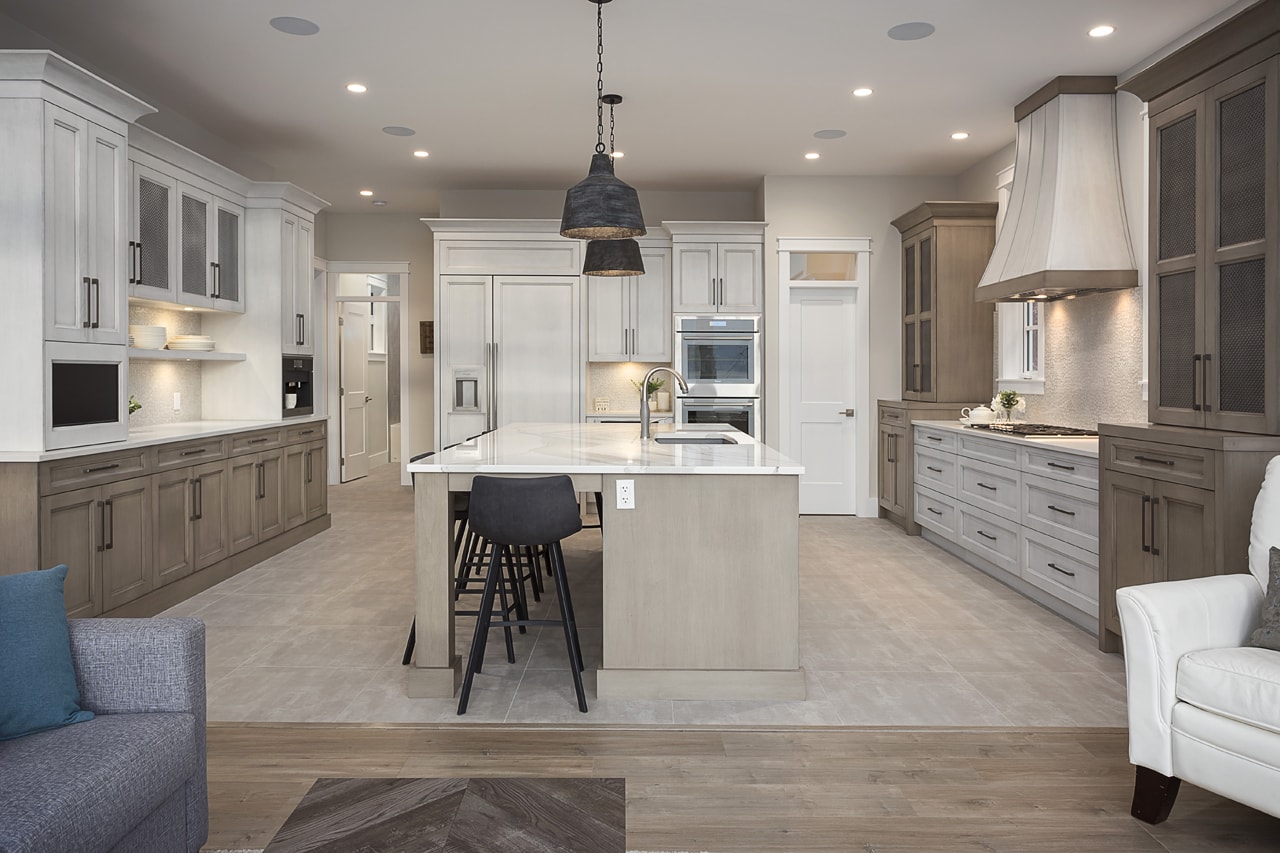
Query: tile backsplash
587 361 676 413
127 305 204 427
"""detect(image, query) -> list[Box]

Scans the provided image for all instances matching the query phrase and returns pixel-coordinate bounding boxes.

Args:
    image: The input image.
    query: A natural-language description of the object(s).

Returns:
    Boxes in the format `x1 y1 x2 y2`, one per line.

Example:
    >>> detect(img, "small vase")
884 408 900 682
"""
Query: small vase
655 391 671 412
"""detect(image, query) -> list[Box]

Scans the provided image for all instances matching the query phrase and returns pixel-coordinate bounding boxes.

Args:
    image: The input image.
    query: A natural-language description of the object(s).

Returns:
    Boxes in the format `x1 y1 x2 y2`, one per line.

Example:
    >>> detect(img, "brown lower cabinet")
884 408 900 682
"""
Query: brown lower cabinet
39 475 152 617
1098 423 1280 651
23 425 329 617
878 400 974 534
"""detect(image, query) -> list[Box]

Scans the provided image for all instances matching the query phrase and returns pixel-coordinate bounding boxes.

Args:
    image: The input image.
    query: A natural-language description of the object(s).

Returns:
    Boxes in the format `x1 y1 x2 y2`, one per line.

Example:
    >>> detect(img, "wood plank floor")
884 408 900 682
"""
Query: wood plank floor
205 723 1280 852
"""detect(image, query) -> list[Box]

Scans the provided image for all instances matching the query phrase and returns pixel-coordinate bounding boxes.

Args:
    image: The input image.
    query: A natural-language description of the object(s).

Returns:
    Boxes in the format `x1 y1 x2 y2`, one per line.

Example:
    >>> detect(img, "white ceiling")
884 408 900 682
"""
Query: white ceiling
0 0 1248 213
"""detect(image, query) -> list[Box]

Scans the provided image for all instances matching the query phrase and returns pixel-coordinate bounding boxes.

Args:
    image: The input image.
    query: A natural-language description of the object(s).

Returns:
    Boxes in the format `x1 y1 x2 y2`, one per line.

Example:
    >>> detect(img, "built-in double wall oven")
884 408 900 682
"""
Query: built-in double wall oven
673 315 761 438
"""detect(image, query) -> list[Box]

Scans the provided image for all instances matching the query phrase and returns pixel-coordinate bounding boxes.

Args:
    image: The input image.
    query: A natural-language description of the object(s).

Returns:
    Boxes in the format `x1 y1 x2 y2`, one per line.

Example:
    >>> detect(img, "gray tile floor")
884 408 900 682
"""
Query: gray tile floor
165 464 1128 726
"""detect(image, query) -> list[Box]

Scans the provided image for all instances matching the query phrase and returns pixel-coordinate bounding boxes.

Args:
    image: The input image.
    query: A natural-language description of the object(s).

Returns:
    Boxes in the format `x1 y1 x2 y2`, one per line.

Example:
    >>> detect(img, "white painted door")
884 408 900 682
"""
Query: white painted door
492 276 580 428
340 302 371 482
718 243 763 313
672 243 717 312
587 275 628 361
789 287 858 514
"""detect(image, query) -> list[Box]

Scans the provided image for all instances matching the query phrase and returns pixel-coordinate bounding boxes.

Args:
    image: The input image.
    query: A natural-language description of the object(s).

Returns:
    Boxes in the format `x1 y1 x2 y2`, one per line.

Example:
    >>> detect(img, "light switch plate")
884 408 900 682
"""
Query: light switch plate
173 392 181 411
594 397 610 413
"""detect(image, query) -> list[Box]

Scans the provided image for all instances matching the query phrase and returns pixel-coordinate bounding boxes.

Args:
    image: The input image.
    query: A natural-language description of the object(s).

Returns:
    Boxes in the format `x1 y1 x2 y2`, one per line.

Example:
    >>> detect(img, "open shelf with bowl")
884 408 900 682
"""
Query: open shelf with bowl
127 348 245 362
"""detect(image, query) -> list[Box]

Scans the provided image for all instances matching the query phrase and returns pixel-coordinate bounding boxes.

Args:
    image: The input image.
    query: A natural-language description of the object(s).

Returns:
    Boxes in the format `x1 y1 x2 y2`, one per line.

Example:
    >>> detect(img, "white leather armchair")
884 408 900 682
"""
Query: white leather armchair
1116 454 1280 823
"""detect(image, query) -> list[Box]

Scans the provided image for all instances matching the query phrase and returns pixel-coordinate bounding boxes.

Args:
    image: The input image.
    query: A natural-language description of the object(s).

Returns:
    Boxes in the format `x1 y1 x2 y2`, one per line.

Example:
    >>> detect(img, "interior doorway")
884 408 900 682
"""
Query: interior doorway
327 265 406 484
776 239 873 515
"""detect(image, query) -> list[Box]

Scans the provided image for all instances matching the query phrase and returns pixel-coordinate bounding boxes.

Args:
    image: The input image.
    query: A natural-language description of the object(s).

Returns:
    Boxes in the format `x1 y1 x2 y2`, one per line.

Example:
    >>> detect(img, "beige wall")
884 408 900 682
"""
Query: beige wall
759 175 961 453
439 188 759 224
322 212 438 461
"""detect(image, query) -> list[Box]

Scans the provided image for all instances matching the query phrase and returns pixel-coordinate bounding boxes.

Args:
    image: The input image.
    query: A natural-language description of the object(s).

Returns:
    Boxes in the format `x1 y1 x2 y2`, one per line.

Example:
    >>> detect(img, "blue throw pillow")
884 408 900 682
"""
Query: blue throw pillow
0 565 94 740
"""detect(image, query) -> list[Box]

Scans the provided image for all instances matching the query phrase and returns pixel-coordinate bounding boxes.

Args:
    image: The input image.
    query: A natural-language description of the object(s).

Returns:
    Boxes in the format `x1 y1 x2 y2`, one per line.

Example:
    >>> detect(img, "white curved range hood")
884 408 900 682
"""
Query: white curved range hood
976 76 1138 303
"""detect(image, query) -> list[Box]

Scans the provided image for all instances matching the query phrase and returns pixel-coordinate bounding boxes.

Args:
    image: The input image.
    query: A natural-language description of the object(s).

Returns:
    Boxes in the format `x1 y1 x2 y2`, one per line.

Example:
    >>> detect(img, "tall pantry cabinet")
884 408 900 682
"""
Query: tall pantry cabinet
1099 0 1280 651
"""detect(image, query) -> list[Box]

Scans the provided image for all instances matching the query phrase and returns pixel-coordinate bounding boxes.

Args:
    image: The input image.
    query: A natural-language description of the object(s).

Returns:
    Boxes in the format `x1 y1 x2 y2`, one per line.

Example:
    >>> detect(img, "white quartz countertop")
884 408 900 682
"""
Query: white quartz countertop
407 422 803 475
0 415 327 463
914 420 1099 459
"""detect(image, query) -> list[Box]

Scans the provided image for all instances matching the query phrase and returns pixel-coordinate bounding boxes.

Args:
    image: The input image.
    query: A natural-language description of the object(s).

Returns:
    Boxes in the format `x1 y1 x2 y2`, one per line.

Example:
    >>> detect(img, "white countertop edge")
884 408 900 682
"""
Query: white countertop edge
411 463 804 476
913 420 1100 459
0 415 328 462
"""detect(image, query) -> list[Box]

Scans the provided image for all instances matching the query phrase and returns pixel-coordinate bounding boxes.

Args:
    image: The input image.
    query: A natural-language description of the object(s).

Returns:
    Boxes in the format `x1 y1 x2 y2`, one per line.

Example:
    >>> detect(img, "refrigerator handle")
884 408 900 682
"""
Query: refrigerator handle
491 342 499 430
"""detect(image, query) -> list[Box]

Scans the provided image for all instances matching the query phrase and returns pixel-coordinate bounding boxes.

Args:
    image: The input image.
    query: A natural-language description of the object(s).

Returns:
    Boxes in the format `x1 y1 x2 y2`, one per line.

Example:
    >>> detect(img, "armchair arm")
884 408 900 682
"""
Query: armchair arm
66 617 205 718
1116 574 1263 775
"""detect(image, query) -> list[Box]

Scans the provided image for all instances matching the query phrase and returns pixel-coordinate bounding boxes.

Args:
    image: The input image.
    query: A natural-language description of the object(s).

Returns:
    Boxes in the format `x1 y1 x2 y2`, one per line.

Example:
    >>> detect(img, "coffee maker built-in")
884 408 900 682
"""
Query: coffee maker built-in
282 355 314 417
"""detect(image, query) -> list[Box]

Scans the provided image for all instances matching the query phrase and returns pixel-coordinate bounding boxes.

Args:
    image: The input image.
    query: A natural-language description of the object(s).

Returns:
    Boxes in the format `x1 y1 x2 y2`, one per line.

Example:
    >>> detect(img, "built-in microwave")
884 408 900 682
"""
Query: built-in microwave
674 315 761 397
45 342 128 449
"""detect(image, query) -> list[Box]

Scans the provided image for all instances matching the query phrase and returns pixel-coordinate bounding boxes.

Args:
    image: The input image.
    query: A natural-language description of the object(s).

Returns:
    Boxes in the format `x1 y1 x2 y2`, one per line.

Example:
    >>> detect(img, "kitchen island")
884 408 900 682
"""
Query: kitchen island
406 422 805 700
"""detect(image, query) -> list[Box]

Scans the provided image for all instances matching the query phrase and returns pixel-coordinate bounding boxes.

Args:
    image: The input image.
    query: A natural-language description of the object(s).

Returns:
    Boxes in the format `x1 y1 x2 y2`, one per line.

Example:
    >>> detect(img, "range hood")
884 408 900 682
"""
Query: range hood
976 76 1138 303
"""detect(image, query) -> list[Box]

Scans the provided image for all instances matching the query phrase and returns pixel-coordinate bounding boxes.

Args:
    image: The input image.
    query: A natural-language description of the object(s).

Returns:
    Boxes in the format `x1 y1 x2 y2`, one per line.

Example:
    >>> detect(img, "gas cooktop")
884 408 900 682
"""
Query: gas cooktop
968 423 1099 438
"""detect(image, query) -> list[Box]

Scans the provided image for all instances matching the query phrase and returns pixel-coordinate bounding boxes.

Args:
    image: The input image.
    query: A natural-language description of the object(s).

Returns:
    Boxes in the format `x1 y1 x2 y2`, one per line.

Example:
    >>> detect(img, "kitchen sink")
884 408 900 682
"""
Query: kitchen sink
653 433 738 445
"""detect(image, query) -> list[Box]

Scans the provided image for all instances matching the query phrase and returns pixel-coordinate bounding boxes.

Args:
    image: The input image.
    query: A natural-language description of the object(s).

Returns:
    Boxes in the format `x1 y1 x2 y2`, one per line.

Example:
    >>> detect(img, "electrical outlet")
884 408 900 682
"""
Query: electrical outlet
172 392 181 411
615 479 635 510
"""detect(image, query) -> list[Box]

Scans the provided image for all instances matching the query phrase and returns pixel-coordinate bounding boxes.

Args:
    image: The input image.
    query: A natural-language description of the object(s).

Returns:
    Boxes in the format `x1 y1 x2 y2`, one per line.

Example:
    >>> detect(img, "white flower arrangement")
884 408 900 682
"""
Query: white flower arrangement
992 390 1027 416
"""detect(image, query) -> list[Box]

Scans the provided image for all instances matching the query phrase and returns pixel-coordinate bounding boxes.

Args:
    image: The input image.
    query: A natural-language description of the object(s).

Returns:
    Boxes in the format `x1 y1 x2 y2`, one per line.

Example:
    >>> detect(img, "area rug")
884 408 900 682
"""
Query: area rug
262 777 625 852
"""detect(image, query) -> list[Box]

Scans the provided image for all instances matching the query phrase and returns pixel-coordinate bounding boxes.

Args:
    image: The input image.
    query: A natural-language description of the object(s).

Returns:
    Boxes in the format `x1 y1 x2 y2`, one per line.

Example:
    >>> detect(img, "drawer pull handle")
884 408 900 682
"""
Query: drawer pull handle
1047 504 1076 517
299 429 316 436
1134 454 1174 466
1047 562 1076 578
926 507 943 516
84 463 120 474
925 435 943 442
926 466 943 473
180 448 208 457
976 482 998 491
1046 461 1076 471
977 530 998 541
248 437 271 445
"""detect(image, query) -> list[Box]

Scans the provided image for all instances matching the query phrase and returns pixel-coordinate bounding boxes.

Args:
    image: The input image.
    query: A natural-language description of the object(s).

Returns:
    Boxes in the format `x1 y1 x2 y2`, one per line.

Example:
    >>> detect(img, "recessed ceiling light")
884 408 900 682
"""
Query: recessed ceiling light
852 88 874 98
382 126 415 137
359 189 374 196
413 150 429 158
1089 24 1115 38
951 131 970 140
372 200 388 207
814 129 847 139
805 152 820 160
887 21 935 41
269 16 319 36
346 83 367 94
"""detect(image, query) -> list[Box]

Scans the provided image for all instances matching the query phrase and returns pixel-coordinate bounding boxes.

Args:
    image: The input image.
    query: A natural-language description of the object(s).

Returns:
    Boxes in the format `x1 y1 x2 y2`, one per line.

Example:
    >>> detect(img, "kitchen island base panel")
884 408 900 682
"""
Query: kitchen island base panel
596 668 806 701
921 530 1096 634
601 473 800 673
406 656 463 699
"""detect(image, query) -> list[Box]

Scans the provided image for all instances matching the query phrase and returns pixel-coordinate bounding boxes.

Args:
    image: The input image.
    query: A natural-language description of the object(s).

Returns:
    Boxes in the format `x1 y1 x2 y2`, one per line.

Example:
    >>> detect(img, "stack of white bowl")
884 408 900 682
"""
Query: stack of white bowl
129 325 168 350
168 334 216 352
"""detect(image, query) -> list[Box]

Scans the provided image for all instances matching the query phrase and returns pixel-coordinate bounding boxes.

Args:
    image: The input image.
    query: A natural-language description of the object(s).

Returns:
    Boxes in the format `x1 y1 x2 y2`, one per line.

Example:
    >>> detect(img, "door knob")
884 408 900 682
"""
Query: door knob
365 395 373 403
838 408 856 417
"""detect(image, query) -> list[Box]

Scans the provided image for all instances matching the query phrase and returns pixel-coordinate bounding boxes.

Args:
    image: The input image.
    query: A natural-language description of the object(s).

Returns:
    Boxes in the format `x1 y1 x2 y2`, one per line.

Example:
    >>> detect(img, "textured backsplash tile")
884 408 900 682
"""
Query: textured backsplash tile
1017 289 1146 429
587 361 675 413
127 305 204 427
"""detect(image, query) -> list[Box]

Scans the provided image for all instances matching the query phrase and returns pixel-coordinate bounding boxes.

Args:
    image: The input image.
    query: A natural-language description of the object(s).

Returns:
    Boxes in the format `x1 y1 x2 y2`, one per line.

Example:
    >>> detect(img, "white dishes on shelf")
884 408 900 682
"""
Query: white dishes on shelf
167 334 216 352
128 325 168 350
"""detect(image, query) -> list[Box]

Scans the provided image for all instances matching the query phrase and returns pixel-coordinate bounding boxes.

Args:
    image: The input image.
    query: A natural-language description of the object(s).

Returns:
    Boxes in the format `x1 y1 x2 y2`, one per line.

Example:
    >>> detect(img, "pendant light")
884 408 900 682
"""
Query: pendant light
560 0 646 240
584 94 645 277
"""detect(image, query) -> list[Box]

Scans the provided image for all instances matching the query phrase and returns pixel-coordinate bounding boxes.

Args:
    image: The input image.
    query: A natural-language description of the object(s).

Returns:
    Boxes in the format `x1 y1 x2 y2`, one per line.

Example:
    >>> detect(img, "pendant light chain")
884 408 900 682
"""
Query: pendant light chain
609 101 616 155
595 0 606 155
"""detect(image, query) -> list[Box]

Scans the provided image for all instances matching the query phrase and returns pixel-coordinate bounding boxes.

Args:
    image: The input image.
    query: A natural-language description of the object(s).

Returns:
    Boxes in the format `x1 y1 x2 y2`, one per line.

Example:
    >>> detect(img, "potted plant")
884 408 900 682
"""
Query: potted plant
991 389 1025 421
631 375 666 409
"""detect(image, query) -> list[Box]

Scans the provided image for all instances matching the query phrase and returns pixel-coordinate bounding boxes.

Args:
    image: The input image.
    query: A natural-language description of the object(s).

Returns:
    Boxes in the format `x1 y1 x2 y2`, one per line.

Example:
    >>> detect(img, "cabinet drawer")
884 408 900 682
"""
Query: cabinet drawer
1105 439 1214 488
879 405 907 427
1022 530 1099 617
958 432 1020 466
914 485 957 540
40 448 150 496
957 456 1020 516
1021 472 1099 554
285 422 326 444
1021 446 1098 488
957 503 1020 575
914 446 957 496
154 437 226 471
914 425 957 452
230 428 283 454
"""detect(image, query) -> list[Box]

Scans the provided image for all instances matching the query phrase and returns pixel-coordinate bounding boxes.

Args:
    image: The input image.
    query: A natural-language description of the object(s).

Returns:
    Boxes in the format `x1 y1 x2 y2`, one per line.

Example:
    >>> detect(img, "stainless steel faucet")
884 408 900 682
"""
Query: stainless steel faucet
640 367 689 440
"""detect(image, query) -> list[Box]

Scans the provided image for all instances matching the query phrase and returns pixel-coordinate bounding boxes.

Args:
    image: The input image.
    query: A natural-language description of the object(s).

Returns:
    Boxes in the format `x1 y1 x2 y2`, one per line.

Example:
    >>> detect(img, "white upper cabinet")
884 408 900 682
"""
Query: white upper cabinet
588 246 671 362
280 213 316 354
130 162 177 301
177 185 245 312
666 222 766 314
43 103 129 345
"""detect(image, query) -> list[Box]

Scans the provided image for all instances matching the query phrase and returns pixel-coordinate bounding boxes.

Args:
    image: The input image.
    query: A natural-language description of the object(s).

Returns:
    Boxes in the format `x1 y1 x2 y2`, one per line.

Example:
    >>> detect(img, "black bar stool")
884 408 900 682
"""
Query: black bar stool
458 474 588 714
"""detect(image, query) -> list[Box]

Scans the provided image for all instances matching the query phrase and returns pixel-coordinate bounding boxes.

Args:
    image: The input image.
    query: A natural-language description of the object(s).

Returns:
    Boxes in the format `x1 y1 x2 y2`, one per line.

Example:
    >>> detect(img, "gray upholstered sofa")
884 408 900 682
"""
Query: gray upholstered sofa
0 618 208 853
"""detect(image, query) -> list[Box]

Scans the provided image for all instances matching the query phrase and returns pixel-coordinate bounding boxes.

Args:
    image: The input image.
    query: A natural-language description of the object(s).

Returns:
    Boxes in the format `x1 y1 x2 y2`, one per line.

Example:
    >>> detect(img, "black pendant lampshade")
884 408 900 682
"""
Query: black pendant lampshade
583 238 645 276
561 154 646 240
